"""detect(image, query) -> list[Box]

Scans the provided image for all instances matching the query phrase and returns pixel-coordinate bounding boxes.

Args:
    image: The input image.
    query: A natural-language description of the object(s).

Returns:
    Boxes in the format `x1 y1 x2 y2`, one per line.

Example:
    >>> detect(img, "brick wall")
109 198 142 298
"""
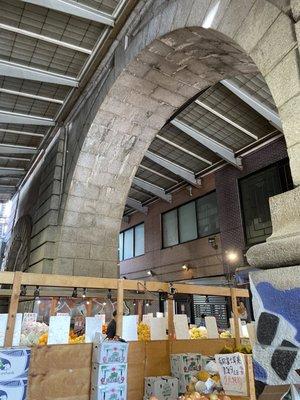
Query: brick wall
120 136 289 280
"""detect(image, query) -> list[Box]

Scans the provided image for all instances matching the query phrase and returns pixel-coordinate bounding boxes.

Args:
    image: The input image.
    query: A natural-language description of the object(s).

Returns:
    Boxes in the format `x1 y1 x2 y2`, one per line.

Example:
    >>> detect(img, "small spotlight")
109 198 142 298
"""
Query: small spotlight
36 299 41 305
208 236 218 250
147 269 156 276
72 287 78 298
103 302 107 306
226 251 238 263
34 286 40 298
182 264 189 271
145 301 150 307
82 288 87 298
133 301 136 306
86 300 90 305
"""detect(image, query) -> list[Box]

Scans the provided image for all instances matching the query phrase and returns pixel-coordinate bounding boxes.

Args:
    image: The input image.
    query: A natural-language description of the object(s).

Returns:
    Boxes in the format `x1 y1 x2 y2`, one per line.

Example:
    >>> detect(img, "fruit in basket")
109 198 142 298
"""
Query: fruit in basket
197 370 210 382
219 345 234 354
137 323 150 341
38 333 48 346
69 334 85 344
219 330 231 339
102 323 108 334
189 327 208 339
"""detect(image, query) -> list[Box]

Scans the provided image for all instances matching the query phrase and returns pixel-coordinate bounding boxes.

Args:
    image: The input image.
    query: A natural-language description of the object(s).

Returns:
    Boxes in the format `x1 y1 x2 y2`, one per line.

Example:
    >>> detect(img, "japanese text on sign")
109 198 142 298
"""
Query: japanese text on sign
215 353 248 396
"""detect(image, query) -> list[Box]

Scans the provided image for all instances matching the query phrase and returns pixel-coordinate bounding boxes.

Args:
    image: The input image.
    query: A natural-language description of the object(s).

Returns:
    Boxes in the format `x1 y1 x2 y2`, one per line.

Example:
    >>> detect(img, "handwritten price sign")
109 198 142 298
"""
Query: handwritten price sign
215 353 248 396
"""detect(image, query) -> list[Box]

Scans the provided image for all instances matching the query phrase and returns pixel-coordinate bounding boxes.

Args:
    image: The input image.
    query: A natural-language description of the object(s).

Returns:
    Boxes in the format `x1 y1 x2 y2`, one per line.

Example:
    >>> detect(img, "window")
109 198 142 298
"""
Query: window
197 192 219 237
119 223 145 260
162 191 220 248
178 202 198 243
162 209 178 247
240 160 293 246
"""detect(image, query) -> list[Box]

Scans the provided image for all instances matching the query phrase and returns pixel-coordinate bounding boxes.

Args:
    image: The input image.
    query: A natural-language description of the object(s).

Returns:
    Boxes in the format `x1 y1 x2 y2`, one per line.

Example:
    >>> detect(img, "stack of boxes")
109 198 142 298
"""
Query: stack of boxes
144 376 178 400
0 347 31 400
170 353 202 394
91 341 128 400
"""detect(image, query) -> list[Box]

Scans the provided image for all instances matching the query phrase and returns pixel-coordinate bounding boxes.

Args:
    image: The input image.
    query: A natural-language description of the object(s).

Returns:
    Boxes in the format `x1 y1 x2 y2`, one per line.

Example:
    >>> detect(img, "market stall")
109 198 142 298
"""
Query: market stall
0 271 255 400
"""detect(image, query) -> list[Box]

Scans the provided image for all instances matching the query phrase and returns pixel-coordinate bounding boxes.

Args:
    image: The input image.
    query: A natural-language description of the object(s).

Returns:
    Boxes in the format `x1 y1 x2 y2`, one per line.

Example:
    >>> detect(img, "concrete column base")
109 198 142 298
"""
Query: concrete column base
246 187 300 269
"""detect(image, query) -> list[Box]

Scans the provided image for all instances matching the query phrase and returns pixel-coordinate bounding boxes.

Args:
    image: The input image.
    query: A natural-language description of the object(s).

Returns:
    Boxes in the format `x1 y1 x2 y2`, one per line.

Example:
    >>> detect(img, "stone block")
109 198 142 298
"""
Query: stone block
235 0 281 53
279 94 300 148
30 226 58 251
73 259 103 277
90 244 117 262
265 49 300 109
29 242 57 266
116 72 157 95
250 12 296 76
291 0 300 21
172 0 195 29
59 226 78 243
186 0 211 26
52 258 74 275
287 143 300 186
218 0 256 38
102 261 119 278
151 87 186 108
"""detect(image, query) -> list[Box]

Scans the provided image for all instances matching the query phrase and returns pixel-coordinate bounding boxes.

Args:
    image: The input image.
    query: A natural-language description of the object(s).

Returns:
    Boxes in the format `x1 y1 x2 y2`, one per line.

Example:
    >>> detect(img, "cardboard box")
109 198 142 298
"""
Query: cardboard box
92 341 128 364
144 376 178 400
177 373 193 394
0 379 28 400
170 353 202 375
90 384 127 400
91 363 127 386
0 348 30 382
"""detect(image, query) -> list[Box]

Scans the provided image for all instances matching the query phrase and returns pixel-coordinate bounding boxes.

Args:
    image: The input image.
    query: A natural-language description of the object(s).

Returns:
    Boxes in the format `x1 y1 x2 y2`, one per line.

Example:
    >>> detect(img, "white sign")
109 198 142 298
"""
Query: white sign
23 313 37 324
85 317 102 343
47 316 70 345
215 353 248 396
150 317 167 340
56 312 69 316
0 313 22 347
174 314 189 340
122 315 138 341
205 316 219 339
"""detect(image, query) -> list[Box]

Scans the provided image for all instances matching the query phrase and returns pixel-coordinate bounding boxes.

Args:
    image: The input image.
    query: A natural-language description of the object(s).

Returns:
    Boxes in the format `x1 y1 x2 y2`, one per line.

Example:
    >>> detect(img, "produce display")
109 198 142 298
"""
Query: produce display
220 344 252 354
20 321 49 346
38 330 85 345
138 322 150 341
189 328 231 340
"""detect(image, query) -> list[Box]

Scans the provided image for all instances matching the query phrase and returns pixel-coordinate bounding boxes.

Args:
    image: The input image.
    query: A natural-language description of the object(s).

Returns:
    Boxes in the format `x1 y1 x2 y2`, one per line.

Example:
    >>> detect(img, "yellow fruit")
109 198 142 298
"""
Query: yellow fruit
197 371 210 381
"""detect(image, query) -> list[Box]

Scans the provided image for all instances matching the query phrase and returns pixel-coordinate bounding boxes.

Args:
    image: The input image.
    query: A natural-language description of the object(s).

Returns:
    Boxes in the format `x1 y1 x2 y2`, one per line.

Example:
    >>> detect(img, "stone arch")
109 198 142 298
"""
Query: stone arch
55 0 300 277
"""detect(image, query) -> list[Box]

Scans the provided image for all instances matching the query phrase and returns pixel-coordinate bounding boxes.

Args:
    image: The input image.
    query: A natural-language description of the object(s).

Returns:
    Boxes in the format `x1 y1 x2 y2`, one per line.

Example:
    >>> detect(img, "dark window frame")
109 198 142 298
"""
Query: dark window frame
119 222 145 261
238 158 293 248
161 190 220 249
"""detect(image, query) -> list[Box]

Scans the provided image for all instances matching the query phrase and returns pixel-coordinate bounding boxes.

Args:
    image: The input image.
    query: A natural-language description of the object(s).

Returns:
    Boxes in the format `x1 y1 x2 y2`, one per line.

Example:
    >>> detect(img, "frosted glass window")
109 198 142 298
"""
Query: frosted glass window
163 209 179 247
134 224 145 256
178 202 198 243
118 232 124 261
197 192 219 237
123 228 134 260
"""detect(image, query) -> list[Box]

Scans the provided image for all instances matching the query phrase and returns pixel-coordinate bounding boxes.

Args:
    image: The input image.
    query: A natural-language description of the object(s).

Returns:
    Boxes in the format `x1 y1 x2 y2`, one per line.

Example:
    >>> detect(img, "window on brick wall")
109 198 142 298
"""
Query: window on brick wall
119 223 145 261
162 191 220 248
239 159 293 246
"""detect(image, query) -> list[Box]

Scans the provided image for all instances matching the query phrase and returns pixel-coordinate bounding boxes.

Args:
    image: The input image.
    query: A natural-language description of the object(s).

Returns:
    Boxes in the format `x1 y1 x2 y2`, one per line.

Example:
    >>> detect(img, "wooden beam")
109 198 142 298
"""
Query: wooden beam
0 271 15 284
231 288 241 347
167 298 175 340
173 283 249 298
137 300 143 323
116 280 124 337
4 272 22 347
86 299 93 317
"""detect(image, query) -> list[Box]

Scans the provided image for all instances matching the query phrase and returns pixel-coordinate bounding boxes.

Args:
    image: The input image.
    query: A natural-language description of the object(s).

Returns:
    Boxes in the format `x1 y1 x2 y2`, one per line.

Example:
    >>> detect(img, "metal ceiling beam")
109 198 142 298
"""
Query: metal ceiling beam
0 110 55 126
126 197 148 215
0 168 25 176
156 134 212 165
0 60 78 87
0 128 44 138
22 0 115 26
0 88 64 104
0 156 31 162
0 144 37 155
139 164 178 184
0 23 92 54
133 177 172 203
221 79 282 132
195 99 258 140
145 150 201 187
171 119 242 169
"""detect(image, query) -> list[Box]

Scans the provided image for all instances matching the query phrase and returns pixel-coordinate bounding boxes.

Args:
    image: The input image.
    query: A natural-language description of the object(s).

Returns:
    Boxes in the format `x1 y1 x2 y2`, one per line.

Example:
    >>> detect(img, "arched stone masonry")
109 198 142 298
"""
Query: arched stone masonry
52 0 300 277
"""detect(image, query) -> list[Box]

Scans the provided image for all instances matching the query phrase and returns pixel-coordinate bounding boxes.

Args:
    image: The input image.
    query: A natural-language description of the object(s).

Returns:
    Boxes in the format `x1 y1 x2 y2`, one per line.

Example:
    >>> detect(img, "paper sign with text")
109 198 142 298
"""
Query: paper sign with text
23 313 37 324
215 352 248 396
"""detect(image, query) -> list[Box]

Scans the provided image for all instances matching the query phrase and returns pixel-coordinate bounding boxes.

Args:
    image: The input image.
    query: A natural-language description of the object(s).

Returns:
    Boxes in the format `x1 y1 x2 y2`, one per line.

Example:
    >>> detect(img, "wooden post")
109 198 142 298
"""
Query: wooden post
167 298 175 340
231 287 241 347
50 297 58 316
137 299 143 323
4 272 22 347
116 280 124 337
245 354 256 400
